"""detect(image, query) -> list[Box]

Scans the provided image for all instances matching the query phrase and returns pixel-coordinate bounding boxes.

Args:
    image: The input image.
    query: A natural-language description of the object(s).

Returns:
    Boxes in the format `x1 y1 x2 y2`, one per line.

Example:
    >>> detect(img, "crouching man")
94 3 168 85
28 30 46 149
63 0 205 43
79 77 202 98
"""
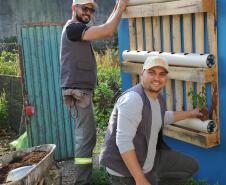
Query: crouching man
99 56 200 185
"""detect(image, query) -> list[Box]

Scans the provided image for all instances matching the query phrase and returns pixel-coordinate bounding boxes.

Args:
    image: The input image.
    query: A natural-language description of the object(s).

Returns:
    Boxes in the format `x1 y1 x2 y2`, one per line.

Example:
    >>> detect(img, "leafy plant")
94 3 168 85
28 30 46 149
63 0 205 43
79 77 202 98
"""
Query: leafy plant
188 86 207 109
93 49 121 130
0 49 20 76
0 90 8 124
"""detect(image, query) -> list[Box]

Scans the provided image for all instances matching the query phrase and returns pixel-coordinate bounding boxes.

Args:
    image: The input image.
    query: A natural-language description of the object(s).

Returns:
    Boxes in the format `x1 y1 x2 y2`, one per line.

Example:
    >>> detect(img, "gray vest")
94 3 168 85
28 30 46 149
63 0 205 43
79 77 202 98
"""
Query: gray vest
99 83 170 176
60 20 97 89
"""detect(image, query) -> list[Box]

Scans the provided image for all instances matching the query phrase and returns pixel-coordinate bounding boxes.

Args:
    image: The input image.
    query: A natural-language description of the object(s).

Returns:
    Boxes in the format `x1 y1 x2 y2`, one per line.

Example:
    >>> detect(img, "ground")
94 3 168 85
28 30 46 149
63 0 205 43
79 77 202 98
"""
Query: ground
0 129 76 184
0 129 100 185
0 129 17 157
58 160 77 185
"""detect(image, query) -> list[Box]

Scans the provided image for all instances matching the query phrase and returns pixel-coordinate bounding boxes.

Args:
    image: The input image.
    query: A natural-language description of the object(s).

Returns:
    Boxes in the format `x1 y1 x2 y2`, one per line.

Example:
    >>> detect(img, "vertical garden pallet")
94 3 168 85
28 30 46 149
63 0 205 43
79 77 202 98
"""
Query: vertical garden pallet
121 0 219 148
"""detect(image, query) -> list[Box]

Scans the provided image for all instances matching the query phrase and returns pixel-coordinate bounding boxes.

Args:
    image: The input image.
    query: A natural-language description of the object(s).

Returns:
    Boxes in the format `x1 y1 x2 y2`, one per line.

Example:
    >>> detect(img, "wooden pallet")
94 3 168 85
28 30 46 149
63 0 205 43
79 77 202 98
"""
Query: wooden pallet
121 0 219 148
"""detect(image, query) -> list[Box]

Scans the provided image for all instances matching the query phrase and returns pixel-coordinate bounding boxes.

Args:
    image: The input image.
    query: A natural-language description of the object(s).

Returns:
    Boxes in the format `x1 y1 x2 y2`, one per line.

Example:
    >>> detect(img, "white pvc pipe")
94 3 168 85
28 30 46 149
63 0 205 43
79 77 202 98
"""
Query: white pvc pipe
122 50 215 68
173 118 217 134
128 0 176 6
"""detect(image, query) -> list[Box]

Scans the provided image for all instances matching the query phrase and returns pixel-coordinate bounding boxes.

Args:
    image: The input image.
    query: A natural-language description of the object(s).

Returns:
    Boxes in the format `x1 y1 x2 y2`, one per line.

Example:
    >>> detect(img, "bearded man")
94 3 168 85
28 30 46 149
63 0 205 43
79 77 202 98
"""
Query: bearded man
60 0 128 184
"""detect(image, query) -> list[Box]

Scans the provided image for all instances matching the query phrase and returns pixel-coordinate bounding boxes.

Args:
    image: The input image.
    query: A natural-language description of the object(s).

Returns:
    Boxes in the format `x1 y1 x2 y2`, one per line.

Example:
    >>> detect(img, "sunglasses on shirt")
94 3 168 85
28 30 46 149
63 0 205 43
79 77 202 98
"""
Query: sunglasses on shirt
77 5 96 14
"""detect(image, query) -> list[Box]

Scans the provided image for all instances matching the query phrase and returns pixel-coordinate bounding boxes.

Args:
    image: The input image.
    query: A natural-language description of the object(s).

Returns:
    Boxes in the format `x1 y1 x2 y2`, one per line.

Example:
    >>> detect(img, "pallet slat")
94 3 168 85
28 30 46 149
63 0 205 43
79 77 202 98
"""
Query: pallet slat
163 124 218 148
129 18 139 84
144 17 153 51
136 17 144 50
153 17 161 51
183 14 194 110
128 18 136 50
173 15 183 111
195 13 206 94
163 16 173 111
122 0 214 18
207 4 220 145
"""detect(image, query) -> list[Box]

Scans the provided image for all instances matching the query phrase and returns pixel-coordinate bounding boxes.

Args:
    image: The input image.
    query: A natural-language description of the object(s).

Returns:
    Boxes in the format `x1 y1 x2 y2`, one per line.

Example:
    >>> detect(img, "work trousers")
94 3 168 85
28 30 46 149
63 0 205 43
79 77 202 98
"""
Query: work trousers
63 89 96 185
109 150 199 185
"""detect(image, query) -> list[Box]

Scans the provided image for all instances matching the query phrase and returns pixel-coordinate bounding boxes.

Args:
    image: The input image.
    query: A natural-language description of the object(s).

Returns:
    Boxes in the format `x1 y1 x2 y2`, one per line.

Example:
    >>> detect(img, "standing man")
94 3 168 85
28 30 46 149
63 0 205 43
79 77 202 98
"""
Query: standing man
100 56 200 185
60 0 128 184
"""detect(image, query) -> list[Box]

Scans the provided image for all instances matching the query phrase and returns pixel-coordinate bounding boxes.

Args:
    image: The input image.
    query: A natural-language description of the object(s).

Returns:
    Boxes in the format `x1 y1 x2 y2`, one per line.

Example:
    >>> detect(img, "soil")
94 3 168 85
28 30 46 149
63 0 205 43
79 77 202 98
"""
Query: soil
0 150 47 184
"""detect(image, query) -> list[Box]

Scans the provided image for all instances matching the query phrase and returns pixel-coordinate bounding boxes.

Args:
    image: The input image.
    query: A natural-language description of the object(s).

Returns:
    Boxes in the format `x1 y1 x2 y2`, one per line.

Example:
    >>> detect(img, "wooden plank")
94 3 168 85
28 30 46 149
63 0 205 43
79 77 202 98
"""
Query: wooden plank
144 17 153 51
207 2 220 145
173 15 183 111
135 17 144 84
122 0 214 18
121 62 215 83
183 14 194 110
129 18 136 50
128 0 177 6
195 13 205 53
136 17 144 50
153 16 161 51
128 18 139 84
163 16 173 110
195 12 205 94
163 124 219 148
162 16 171 52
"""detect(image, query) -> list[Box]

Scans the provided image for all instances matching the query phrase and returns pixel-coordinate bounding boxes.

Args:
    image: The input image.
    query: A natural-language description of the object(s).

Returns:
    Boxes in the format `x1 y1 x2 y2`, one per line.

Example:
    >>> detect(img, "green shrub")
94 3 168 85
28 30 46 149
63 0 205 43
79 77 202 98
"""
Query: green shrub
93 49 121 130
0 49 20 76
0 90 8 124
92 166 111 185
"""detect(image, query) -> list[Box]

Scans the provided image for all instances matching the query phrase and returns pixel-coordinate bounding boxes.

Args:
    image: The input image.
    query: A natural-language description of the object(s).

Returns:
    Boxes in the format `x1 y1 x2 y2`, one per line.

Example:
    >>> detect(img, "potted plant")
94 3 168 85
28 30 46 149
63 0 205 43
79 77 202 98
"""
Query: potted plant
188 86 209 121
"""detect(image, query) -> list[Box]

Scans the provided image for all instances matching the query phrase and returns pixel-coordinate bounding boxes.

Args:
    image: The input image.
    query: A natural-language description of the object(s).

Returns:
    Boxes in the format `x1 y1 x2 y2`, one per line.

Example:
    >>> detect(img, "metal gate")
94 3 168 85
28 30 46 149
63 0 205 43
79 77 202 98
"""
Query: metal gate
17 23 75 160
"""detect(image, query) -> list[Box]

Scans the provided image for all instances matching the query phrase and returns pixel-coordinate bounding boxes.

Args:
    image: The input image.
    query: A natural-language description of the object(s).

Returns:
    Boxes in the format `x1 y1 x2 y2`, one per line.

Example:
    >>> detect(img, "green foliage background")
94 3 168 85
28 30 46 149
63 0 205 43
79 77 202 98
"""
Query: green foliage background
0 47 20 129
93 49 121 131
0 49 20 76
0 91 8 124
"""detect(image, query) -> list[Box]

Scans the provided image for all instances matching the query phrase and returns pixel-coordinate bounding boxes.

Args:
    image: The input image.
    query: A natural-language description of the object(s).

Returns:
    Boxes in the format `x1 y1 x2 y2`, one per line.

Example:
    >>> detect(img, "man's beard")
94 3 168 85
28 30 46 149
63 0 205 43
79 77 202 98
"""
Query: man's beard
147 87 162 93
76 14 90 24
143 82 163 94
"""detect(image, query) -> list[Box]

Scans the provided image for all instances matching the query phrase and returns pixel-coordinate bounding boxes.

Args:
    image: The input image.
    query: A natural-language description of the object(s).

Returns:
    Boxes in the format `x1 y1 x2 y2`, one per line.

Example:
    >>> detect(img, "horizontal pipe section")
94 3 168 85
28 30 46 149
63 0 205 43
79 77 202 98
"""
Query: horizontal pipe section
122 50 215 68
173 118 217 134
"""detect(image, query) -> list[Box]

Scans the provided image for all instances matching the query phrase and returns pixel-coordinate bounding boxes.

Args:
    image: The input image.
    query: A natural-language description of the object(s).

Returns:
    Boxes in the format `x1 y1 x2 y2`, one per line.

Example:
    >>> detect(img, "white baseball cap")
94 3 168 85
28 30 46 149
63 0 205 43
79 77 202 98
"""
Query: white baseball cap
73 0 97 8
143 56 169 73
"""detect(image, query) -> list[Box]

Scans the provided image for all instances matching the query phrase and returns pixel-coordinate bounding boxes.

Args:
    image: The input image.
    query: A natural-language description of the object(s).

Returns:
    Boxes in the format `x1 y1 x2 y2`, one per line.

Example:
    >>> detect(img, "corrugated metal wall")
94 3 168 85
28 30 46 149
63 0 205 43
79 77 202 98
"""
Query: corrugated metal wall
17 24 75 160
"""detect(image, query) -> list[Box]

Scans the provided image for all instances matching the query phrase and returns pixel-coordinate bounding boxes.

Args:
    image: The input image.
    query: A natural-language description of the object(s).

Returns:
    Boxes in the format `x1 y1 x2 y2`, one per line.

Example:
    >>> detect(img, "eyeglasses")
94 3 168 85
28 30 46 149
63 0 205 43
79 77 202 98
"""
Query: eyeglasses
77 5 95 14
